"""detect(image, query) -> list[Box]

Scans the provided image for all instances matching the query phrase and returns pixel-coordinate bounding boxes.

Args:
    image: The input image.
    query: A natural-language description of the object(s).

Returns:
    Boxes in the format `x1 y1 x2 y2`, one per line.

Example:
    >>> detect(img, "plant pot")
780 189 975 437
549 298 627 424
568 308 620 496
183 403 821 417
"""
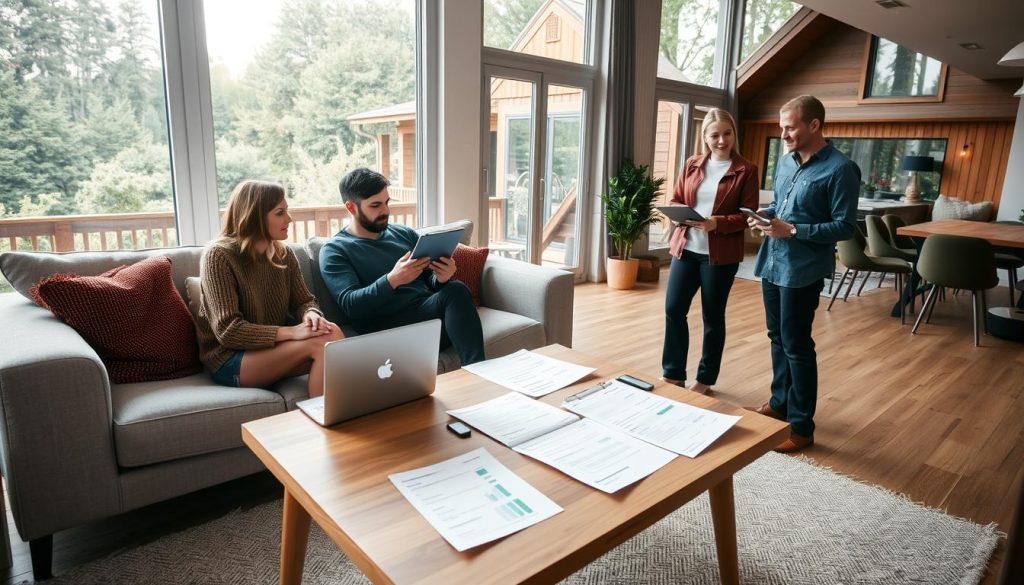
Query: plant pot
606 257 640 290
634 255 660 282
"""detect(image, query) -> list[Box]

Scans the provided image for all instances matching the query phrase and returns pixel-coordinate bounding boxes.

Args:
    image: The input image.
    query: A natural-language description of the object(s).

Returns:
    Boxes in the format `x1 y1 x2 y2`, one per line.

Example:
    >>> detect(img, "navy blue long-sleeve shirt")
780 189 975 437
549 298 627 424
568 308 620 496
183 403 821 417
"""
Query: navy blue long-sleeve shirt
755 142 860 288
319 224 437 328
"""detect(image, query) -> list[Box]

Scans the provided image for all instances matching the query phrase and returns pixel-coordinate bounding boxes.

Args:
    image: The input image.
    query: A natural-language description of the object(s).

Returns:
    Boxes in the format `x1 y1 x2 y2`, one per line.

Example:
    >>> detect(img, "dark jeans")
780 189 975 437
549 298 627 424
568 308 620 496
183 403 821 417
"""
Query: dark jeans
662 250 739 385
762 278 824 438
378 280 486 366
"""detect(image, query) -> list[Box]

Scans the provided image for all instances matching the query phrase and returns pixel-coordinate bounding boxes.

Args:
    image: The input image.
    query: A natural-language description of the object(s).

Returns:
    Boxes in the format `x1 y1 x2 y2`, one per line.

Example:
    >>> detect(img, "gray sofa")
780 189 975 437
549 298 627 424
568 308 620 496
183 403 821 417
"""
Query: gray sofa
0 221 574 579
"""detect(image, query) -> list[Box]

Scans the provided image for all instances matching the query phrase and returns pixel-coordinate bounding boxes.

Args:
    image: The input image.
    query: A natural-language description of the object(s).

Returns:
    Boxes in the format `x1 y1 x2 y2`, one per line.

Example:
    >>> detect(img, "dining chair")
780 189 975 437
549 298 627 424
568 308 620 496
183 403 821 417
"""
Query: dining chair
991 221 1023 307
828 230 912 323
866 215 919 312
912 234 999 346
881 214 918 250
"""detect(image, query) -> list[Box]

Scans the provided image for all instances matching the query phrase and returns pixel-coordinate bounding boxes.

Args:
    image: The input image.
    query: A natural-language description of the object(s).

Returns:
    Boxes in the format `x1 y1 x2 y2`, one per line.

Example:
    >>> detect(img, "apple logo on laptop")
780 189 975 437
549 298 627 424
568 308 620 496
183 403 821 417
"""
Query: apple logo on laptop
377 358 394 380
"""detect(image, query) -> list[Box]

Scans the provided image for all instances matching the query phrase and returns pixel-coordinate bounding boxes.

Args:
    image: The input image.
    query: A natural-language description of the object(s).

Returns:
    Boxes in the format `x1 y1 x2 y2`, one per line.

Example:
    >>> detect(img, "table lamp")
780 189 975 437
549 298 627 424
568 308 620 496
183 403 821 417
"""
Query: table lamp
900 155 934 203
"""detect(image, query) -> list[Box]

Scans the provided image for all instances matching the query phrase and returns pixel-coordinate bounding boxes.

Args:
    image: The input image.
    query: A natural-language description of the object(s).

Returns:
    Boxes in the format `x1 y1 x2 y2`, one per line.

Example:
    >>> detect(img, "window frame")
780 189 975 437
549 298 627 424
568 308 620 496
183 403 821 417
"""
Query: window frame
858 34 949 105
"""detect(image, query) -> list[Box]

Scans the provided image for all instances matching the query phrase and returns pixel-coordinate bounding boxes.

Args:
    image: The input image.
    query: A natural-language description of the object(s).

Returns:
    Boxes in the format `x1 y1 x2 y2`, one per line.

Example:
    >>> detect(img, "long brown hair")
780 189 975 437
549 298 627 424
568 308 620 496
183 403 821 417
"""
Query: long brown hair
700 108 740 157
217 180 288 268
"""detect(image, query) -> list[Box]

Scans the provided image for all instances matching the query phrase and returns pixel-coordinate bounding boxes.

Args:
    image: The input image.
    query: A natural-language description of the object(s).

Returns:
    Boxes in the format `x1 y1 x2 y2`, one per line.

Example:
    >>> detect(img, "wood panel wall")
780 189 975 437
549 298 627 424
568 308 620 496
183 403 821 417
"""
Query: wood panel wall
738 19 1019 208
743 121 1015 203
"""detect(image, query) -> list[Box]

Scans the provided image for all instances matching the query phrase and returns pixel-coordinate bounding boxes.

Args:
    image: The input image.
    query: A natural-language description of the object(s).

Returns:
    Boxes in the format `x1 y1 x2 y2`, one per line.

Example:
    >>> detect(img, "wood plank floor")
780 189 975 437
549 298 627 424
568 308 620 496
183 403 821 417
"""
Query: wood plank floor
3 268 1022 583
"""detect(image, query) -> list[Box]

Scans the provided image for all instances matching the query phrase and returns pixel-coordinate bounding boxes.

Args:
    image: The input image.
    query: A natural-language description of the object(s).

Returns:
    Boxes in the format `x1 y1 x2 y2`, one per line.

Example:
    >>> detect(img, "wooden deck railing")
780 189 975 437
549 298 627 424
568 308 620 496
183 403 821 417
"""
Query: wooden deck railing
0 198 511 253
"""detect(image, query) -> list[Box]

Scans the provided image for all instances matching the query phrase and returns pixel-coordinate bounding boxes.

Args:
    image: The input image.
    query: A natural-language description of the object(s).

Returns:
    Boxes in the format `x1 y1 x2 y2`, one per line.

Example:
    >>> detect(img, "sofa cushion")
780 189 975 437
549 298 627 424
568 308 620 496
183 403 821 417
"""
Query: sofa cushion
0 246 204 300
932 195 993 222
452 244 489 306
30 256 203 384
111 373 286 467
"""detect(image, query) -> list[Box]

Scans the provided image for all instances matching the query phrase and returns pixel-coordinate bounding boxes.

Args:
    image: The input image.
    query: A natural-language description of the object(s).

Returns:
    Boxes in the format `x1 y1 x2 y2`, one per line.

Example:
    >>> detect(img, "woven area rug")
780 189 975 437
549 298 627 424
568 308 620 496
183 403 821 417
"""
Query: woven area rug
30 453 998 585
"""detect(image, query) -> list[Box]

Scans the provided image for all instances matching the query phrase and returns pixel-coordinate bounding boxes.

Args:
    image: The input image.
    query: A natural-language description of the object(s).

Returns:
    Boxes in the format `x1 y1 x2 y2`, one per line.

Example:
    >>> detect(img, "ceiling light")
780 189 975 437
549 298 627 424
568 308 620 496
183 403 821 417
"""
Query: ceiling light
999 41 1024 67
875 0 907 8
959 43 984 51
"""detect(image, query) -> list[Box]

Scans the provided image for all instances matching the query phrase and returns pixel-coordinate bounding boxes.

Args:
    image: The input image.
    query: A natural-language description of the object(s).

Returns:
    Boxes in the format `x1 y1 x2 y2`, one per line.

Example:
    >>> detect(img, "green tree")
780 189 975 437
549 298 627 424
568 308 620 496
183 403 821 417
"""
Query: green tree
740 0 799 62
483 0 545 50
660 0 718 85
76 144 172 213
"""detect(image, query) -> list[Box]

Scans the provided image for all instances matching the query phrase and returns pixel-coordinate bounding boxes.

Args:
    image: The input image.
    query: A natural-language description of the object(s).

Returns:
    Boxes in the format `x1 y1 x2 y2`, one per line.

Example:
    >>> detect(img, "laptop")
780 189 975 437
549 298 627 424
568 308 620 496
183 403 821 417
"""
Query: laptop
296 319 441 426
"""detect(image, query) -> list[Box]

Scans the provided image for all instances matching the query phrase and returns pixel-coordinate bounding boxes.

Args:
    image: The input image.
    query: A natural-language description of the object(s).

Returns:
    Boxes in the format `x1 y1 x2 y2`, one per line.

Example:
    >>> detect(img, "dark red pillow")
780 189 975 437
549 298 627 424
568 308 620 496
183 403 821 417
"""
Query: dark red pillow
452 244 489 307
30 256 202 384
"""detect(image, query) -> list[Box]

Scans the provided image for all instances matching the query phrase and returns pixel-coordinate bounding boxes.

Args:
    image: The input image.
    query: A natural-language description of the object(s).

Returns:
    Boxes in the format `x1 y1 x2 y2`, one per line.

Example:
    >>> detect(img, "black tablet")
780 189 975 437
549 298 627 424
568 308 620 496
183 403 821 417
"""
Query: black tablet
410 227 465 261
657 205 705 223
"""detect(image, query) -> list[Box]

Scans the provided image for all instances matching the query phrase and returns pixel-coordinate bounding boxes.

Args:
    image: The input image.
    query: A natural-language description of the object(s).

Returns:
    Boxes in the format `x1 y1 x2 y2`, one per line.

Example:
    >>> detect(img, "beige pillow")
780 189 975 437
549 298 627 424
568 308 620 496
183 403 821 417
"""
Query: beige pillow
184 276 202 323
932 195 992 222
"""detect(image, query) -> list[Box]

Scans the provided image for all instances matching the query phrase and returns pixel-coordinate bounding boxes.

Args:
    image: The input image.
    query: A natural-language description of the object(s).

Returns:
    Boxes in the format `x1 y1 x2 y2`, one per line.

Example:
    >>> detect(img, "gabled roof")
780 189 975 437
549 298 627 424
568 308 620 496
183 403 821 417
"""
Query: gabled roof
348 100 416 125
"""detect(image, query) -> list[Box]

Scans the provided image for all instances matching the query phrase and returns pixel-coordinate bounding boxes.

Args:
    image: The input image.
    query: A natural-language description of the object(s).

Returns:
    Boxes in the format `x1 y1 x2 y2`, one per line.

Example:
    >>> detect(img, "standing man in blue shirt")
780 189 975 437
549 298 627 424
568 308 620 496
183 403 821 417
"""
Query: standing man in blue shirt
319 168 485 366
746 95 859 453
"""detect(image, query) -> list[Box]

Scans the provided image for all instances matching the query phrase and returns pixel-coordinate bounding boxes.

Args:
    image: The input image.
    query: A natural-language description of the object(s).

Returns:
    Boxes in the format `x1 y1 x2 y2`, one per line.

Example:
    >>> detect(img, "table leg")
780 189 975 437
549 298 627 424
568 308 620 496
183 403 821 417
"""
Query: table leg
709 476 739 585
281 488 312 585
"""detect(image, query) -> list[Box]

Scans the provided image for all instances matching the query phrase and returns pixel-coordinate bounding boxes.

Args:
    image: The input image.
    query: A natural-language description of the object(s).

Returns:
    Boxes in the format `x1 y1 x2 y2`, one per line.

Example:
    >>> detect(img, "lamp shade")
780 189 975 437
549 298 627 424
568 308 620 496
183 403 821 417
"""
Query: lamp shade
999 40 1024 67
901 155 934 172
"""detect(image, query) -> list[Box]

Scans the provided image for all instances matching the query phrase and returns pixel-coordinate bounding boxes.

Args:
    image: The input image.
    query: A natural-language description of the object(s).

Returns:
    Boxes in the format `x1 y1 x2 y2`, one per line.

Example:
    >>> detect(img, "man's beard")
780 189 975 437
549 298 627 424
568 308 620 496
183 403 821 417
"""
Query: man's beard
355 208 389 233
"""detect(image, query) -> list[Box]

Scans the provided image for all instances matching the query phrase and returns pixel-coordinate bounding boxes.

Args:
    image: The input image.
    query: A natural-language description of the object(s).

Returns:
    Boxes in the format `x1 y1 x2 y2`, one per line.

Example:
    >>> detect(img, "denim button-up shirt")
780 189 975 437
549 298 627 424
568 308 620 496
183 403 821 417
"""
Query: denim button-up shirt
754 142 860 288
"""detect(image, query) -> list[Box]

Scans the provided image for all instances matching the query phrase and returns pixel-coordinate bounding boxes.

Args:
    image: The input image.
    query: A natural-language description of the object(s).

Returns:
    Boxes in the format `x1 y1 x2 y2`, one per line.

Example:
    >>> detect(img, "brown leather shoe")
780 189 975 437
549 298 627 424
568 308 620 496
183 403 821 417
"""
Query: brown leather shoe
773 432 814 453
743 402 785 421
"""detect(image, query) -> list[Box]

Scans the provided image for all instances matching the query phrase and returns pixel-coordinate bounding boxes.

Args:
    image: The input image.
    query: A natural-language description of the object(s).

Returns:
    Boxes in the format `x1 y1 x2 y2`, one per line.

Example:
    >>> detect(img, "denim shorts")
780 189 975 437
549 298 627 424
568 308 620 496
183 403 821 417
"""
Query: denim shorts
211 351 244 387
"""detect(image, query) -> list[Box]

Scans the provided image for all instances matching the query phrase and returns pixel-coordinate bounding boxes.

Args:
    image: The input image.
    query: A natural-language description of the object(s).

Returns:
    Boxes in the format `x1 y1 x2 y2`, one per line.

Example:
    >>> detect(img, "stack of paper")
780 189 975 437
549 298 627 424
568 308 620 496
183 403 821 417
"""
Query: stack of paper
448 392 677 493
389 448 562 551
462 349 595 397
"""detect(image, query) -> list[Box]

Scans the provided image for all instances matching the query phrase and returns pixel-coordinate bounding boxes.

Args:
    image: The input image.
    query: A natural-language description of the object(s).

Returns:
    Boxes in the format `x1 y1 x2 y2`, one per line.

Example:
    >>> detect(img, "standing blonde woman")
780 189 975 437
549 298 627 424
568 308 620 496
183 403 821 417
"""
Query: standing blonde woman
662 109 759 394
196 180 343 397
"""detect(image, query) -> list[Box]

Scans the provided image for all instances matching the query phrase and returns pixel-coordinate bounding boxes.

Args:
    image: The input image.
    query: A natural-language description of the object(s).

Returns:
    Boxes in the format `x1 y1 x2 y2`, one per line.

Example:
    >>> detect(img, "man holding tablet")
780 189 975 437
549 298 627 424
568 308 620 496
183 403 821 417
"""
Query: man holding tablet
319 168 485 366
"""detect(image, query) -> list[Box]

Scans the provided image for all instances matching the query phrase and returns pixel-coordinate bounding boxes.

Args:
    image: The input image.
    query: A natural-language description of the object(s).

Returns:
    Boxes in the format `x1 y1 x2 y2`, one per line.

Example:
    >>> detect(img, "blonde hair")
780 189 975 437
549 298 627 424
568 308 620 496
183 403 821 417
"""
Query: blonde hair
217 180 288 268
700 108 740 157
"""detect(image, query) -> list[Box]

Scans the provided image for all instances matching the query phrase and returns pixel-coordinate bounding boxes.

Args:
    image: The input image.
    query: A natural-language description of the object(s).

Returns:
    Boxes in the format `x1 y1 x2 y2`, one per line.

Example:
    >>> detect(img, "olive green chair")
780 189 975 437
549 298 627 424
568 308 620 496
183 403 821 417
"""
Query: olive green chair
865 214 919 312
912 234 999 346
828 230 912 322
992 221 1023 307
881 214 918 250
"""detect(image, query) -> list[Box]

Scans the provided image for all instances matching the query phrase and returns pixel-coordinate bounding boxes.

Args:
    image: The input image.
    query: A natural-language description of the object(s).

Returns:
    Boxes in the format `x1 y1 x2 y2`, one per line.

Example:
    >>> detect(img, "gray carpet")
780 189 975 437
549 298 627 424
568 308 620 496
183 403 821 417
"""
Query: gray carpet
32 453 998 585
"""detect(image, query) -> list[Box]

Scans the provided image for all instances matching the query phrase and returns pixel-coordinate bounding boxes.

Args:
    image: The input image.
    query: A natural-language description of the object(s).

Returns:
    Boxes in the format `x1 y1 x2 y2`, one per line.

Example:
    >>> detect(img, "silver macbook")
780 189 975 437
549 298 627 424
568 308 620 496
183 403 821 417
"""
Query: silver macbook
297 319 441 426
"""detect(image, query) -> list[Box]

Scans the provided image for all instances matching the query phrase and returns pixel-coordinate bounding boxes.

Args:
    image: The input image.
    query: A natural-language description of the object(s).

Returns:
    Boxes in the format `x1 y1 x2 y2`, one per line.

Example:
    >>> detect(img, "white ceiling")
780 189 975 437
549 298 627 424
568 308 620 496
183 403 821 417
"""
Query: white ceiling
797 0 1024 80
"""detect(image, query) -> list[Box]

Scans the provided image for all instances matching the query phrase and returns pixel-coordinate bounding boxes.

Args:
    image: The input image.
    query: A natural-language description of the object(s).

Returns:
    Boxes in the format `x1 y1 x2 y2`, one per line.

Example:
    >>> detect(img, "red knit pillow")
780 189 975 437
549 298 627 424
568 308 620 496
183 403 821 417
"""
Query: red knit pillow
30 256 202 384
451 244 489 307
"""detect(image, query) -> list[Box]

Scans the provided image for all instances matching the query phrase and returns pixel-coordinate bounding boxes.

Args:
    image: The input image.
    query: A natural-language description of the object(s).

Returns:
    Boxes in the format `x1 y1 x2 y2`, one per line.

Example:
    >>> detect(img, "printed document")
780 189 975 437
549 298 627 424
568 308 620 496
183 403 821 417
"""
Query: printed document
563 380 740 458
389 448 562 551
448 393 676 493
462 349 596 397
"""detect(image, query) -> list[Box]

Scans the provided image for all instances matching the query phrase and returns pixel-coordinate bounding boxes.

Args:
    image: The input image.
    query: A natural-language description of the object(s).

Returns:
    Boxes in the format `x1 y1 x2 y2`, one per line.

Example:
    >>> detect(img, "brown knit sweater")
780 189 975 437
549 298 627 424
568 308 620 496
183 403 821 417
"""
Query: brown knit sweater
195 241 319 372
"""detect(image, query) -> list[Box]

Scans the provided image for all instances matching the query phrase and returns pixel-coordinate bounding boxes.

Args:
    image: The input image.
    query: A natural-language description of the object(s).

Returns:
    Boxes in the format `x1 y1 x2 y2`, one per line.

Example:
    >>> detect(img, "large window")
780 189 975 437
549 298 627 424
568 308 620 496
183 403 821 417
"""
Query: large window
205 0 418 231
740 0 800 62
763 137 947 201
0 0 174 293
483 0 591 65
659 0 721 87
862 36 947 101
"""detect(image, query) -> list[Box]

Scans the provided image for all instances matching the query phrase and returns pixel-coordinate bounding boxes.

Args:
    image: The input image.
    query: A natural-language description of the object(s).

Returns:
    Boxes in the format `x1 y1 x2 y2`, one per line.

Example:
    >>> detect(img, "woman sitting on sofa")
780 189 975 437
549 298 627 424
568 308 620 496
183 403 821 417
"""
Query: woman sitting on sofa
196 179 343 396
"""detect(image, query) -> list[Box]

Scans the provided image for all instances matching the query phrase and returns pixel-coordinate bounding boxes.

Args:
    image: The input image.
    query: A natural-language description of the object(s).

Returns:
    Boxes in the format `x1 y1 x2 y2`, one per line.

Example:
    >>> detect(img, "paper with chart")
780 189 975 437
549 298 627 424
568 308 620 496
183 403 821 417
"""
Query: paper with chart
389 448 562 551
461 349 596 397
563 380 740 458
448 392 677 493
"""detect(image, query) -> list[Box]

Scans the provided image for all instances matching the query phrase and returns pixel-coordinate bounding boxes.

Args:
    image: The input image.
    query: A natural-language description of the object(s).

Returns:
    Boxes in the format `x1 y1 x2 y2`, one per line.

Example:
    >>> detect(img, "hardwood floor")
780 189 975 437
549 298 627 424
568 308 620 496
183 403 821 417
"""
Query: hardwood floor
3 268 1021 583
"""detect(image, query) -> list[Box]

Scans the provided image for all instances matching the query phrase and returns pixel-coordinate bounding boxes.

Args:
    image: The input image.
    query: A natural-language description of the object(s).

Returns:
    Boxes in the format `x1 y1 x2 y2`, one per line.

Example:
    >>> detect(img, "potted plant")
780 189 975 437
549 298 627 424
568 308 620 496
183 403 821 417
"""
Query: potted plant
601 159 665 289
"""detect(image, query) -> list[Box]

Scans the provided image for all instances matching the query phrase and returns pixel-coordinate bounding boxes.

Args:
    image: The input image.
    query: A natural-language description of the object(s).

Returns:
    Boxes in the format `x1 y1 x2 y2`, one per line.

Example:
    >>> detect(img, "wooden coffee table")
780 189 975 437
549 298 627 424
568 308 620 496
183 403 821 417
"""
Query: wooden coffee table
242 345 789 585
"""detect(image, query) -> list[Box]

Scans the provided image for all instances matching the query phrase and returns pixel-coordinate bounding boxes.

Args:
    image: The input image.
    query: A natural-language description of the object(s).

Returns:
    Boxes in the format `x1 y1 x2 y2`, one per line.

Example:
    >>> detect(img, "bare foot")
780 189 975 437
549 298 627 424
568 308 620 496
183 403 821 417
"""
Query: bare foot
661 376 686 388
688 382 711 395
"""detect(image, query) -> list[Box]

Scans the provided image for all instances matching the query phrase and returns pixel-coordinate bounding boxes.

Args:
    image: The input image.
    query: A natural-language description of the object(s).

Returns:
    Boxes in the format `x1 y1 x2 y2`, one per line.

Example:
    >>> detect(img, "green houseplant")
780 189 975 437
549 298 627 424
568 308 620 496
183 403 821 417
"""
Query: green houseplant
601 159 665 289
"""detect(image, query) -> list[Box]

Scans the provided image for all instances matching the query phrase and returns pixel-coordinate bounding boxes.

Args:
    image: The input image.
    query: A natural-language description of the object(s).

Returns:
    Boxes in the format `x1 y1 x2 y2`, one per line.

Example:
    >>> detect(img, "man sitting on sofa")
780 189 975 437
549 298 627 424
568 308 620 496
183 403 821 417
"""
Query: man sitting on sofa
319 167 485 365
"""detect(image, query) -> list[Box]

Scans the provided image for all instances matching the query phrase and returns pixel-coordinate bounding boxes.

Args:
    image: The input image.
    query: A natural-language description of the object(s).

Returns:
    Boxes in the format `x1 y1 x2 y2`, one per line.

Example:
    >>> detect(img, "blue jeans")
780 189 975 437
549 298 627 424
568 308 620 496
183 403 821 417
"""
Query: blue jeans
662 251 739 385
211 351 244 387
762 278 824 437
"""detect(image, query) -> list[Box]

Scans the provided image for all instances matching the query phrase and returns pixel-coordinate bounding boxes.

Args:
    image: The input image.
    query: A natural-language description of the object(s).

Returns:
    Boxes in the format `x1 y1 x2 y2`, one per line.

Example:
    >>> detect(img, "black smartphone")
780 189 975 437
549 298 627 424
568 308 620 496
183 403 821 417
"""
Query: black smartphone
446 421 472 438
617 375 654 391
740 207 771 225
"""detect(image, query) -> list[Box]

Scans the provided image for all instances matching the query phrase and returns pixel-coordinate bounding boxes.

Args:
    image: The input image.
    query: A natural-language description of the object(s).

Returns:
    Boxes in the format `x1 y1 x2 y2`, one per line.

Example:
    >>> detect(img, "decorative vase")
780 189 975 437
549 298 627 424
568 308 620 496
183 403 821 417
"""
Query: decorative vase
606 257 640 290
